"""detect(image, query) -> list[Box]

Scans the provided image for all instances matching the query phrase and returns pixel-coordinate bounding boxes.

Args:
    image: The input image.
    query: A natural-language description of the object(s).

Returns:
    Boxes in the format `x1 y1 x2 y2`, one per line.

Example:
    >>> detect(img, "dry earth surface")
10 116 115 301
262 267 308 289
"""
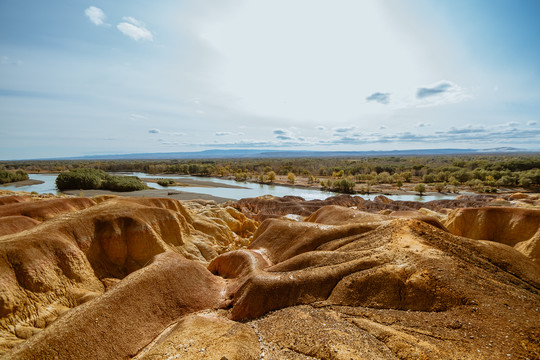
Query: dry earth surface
0 190 538 359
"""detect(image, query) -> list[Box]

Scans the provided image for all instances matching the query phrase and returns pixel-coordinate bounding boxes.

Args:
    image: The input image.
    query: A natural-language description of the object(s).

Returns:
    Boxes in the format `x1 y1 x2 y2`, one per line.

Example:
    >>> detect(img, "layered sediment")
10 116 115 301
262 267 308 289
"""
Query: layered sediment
0 192 538 359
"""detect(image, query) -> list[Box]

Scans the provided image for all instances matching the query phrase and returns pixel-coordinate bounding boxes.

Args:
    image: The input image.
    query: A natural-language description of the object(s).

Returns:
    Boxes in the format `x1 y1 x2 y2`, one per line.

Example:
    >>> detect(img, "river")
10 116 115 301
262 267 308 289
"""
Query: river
1 172 457 202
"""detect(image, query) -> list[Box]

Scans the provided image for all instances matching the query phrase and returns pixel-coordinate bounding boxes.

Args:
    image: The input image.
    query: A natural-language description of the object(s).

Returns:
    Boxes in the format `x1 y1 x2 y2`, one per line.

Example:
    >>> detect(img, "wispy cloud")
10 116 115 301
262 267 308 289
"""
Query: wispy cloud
148 128 160 134
445 125 485 134
366 92 390 104
129 113 147 120
200 125 540 149
333 127 354 134
527 121 537 126
1 56 22 66
117 17 153 41
415 122 430 128
215 131 244 136
85 6 107 26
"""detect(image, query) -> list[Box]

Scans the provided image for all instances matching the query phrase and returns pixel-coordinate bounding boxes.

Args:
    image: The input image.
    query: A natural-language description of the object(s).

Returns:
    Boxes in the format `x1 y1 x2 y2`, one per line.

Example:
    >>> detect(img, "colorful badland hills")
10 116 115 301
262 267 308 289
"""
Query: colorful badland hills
0 190 539 359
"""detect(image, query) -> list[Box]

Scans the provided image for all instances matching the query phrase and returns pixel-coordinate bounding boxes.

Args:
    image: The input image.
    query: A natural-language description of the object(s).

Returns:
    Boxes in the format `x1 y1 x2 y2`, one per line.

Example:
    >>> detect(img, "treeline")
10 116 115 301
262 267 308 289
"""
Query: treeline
0 169 28 184
2 154 539 189
56 168 147 192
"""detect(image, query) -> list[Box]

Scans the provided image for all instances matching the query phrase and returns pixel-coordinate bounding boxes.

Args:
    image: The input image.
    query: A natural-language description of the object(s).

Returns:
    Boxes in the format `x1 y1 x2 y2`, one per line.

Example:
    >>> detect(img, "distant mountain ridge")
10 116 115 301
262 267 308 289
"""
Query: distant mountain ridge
37 147 537 160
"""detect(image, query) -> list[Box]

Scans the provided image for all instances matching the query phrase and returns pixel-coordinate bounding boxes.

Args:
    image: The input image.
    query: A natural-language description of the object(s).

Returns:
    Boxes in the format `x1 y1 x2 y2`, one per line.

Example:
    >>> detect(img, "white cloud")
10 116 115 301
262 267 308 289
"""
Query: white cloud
215 131 244 136
85 6 107 26
148 128 160 134
527 121 537 126
117 17 153 41
415 122 430 128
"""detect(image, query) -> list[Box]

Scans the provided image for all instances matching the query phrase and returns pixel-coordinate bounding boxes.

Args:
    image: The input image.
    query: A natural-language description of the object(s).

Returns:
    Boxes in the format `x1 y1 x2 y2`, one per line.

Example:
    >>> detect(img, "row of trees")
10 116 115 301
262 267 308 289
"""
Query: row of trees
2 154 539 191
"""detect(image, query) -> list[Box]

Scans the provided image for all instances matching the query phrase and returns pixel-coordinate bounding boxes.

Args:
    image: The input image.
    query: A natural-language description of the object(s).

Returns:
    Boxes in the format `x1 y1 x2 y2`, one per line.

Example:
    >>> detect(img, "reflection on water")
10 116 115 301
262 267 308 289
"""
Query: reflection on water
2 172 457 202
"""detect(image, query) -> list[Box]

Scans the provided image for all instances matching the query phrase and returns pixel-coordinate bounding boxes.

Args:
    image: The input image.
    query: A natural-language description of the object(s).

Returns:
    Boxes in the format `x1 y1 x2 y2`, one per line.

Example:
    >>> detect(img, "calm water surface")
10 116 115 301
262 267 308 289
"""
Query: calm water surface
2 172 457 202
130 173 456 202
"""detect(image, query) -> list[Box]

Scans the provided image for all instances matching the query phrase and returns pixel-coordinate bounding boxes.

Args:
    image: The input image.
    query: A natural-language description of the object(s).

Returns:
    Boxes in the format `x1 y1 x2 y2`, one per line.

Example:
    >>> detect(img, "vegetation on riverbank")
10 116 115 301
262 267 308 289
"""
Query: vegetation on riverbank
2 154 539 194
55 168 147 192
0 169 28 185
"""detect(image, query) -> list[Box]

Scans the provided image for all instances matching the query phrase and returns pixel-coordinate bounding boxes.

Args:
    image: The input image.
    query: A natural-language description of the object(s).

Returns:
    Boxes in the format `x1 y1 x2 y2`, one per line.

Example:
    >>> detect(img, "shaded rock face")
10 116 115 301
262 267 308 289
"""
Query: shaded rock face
0 194 539 359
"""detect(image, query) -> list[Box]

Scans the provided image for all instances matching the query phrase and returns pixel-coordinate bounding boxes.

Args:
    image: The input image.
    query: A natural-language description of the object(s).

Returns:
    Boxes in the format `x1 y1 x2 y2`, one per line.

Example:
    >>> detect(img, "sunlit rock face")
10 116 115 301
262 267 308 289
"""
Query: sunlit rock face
443 206 540 264
0 196 255 355
0 193 539 359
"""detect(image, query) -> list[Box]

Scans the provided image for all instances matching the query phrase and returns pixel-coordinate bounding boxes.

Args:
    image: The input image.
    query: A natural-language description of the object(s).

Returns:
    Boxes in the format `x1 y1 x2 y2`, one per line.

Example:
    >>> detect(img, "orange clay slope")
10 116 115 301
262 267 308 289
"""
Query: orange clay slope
1 194 539 359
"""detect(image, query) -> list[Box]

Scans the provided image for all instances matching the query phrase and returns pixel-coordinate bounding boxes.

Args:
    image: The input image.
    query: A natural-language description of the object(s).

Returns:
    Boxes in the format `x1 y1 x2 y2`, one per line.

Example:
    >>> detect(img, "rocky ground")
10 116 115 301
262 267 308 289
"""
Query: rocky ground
0 190 538 359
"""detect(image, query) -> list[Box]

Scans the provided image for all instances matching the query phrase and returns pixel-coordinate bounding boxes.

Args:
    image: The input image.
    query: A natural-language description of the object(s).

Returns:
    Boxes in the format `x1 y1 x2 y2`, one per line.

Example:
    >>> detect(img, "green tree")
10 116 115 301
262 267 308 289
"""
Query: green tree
434 182 446 193
414 183 426 195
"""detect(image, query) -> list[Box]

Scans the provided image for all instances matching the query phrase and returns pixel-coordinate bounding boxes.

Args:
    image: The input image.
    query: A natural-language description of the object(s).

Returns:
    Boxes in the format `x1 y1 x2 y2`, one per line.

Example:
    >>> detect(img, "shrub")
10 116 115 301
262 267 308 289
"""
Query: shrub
56 168 105 190
102 175 146 192
0 169 29 184
157 178 175 187
56 168 146 192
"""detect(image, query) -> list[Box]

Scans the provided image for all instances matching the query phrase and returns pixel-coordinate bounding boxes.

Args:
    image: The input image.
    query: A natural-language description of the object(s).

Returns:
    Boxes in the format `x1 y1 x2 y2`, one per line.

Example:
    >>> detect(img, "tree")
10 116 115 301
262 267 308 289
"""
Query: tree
400 171 412 182
422 173 436 183
434 182 446 193
267 171 276 183
330 178 355 193
414 183 426 195
287 172 295 184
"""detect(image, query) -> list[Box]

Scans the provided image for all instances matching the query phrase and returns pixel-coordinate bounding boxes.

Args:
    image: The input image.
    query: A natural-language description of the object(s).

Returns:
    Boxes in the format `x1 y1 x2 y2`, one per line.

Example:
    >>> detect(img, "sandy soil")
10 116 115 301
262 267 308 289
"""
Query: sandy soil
143 177 248 189
62 189 234 203
1 179 44 188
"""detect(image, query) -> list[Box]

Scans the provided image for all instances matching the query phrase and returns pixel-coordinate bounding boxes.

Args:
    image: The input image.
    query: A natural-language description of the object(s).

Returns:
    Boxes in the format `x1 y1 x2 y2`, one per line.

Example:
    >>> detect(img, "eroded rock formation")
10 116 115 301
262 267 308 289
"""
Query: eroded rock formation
0 195 256 355
444 206 540 264
0 192 539 359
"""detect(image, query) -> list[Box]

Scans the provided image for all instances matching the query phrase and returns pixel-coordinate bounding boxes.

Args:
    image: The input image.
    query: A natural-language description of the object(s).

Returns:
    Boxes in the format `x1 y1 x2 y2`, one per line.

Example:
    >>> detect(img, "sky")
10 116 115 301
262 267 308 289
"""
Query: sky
1 0 539 160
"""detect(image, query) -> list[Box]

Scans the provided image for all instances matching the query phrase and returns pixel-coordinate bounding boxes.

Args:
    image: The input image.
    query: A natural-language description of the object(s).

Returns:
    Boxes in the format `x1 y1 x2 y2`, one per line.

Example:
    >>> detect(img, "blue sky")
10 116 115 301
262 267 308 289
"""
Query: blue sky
1 0 539 159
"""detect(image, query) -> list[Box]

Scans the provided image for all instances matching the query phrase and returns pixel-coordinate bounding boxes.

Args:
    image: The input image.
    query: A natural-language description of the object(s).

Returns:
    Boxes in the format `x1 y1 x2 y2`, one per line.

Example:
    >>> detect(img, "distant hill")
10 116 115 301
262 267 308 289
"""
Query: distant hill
42 147 537 160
